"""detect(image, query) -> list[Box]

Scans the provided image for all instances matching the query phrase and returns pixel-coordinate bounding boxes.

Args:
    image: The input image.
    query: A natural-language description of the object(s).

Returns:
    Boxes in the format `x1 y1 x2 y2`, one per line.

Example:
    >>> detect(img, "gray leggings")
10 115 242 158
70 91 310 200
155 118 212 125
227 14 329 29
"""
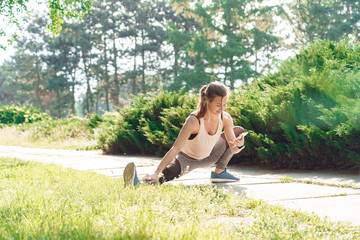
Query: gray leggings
159 126 244 183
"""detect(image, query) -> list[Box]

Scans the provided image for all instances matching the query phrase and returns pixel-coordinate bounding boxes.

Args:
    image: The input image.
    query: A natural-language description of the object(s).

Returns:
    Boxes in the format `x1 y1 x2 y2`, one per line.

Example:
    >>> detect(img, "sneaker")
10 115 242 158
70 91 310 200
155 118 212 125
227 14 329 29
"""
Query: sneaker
123 162 140 187
210 168 240 183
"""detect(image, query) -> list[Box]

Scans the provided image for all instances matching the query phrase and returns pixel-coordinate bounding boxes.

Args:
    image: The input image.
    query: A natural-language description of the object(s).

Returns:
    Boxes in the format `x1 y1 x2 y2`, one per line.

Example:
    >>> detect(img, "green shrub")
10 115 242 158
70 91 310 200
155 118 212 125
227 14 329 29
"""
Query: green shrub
98 96 154 154
18 117 90 141
83 113 104 134
229 39 360 169
0 105 49 125
98 91 197 155
98 39 360 169
140 91 197 154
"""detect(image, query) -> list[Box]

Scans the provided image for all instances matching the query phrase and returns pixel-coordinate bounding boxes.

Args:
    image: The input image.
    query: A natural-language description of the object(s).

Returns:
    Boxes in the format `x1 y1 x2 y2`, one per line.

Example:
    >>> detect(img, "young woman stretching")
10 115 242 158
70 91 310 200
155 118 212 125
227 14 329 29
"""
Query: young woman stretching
123 81 247 187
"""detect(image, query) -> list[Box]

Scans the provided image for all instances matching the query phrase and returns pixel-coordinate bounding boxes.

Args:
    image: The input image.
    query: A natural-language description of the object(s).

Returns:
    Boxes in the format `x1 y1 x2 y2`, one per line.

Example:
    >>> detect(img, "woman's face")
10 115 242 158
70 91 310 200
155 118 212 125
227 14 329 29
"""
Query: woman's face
207 95 228 116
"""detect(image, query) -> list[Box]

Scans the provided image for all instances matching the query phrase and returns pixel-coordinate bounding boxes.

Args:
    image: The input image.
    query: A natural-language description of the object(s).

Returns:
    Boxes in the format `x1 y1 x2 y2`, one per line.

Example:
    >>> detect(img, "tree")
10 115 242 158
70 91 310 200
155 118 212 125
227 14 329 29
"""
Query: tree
285 0 360 44
0 64 17 104
107 0 124 107
46 22 82 115
120 0 168 95
170 0 280 90
166 1 207 92
1 0 92 49
5 16 50 109
66 12 98 115
136 0 167 93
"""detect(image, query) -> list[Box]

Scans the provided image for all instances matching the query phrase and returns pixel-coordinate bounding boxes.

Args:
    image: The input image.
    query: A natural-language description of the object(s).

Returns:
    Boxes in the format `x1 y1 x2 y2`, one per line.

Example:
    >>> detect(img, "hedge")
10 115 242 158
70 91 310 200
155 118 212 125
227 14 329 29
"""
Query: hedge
98 39 360 169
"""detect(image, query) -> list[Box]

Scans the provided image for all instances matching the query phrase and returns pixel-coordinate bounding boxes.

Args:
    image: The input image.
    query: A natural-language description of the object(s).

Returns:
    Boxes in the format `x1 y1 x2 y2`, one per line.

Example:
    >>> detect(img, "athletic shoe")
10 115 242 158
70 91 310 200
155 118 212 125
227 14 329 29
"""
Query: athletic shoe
210 168 240 183
123 162 140 187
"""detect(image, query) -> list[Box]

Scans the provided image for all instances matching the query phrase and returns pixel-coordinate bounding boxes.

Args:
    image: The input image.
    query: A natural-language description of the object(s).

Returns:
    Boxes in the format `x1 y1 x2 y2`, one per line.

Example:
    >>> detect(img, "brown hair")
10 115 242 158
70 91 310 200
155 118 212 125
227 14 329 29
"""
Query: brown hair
196 81 229 118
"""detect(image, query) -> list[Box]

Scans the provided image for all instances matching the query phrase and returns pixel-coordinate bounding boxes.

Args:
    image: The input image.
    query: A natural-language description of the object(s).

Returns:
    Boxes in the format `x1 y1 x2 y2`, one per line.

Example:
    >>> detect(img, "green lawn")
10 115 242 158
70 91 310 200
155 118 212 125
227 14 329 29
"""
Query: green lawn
0 157 358 239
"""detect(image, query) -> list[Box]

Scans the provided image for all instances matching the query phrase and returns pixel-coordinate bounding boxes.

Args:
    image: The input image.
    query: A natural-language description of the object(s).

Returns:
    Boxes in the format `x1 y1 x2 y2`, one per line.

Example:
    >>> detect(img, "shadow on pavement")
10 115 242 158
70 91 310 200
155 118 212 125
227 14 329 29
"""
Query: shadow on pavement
213 183 248 197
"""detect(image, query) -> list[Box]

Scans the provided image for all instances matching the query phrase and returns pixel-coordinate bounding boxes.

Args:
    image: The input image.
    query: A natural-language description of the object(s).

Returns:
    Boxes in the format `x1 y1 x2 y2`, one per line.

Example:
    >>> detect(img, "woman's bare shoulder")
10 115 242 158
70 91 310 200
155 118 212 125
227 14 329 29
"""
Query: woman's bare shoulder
222 111 232 120
186 112 200 124
222 111 233 126
183 112 200 132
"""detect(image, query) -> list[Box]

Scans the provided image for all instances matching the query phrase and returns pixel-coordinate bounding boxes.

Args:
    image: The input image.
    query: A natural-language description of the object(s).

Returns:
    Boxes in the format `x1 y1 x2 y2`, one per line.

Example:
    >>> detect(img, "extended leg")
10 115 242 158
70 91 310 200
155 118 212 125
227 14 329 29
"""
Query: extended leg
158 159 182 184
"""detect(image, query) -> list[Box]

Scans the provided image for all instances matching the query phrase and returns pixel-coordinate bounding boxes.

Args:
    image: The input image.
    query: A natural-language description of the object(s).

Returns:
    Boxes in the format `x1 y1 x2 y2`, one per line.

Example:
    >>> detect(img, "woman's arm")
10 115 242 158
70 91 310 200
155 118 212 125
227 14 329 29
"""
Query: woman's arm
222 112 245 154
143 115 199 183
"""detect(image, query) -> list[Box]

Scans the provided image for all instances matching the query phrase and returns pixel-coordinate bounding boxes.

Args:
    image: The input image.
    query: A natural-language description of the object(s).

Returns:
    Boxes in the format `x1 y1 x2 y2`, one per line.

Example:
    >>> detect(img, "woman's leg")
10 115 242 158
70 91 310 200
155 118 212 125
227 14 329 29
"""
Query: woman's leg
215 126 245 171
179 126 245 172
160 126 245 183
158 159 182 184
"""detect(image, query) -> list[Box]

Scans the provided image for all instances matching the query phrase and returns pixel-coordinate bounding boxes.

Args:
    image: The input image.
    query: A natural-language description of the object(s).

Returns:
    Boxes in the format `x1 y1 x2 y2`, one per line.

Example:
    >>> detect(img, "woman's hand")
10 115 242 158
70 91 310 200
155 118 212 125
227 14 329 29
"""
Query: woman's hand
229 132 248 148
142 172 160 184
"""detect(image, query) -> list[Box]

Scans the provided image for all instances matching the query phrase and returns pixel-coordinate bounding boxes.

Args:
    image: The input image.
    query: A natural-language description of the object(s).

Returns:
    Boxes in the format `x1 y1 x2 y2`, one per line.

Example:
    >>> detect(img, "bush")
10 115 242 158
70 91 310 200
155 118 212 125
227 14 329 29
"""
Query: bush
228 39 360 169
98 91 197 155
0 105 49 125
140 91 197 154
98 96 154 154
98 39 360 169
18 117 90 142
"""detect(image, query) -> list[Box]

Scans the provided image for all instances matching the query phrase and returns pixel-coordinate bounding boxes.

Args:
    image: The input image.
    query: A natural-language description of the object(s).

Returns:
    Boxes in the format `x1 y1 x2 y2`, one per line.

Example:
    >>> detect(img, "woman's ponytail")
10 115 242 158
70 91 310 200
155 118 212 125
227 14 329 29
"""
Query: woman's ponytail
197 85 208 118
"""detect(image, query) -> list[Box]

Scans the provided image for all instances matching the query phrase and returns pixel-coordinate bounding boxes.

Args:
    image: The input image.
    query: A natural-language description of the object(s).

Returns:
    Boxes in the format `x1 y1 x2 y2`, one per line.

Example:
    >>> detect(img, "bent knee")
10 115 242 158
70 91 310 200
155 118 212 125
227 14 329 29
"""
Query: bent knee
221 126 245 140
234 126 245 137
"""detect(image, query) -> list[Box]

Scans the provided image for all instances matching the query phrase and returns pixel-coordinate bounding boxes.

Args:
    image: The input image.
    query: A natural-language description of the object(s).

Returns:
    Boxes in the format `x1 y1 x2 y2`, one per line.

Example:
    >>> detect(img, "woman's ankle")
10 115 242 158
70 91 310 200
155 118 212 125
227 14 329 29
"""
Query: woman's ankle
214 168 224 174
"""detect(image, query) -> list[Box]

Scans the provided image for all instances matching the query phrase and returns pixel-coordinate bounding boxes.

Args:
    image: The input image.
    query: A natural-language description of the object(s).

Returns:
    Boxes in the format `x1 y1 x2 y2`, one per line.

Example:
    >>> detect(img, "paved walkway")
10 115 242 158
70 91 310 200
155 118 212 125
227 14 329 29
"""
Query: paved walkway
1 145 359 226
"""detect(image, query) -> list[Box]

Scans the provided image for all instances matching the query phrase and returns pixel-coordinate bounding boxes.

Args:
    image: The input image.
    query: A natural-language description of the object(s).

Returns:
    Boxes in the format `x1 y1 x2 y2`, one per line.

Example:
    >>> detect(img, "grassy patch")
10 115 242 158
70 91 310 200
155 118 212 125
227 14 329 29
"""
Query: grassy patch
0 122 98 150
1 158 359 239
280 177 359 189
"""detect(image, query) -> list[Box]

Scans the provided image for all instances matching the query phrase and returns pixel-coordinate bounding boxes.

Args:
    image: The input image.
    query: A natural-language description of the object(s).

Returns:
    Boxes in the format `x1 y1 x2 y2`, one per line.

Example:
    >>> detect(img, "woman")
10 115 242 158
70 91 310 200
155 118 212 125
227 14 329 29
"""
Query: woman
123 81 247 187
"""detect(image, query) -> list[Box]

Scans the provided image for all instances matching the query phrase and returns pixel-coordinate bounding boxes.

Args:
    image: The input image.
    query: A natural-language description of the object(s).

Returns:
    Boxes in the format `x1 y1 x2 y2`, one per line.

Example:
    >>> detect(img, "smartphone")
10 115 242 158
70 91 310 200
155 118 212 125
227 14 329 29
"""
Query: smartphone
238 131 248 139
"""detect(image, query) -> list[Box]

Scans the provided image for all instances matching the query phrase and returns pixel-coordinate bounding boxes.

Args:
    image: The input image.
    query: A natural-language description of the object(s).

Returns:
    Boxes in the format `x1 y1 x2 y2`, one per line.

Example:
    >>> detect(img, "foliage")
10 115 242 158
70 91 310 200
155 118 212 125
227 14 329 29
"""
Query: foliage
1 157 359 239
0 111 98 150
228 39 360 169
0 105 49 125
2 0 360 118
0 0 284 116
169 0 280 90
98 91 197 155
285 0 360 45
97 97 153 154
140 91 197 151
1 0 92 49
99 39 360 169
17 117 87 140
84 112 103 131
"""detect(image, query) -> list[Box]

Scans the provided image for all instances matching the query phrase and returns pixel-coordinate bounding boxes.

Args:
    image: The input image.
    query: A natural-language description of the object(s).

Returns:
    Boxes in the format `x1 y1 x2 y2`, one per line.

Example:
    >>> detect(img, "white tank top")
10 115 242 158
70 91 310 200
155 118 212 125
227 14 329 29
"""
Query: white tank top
181 115 223 159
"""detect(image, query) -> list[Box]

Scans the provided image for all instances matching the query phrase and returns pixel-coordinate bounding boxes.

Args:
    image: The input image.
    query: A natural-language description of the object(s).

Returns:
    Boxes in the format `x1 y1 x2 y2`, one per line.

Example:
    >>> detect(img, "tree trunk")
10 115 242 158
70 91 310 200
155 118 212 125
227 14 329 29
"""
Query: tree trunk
35 60 44 111
132 35 137 94
112 30 120 106
229 57 235 90
71 71 76 116
82 51 94 113
56 89 61 118
174 46 179 78
103 35 110 111
66 65 76 116
141 29 146 93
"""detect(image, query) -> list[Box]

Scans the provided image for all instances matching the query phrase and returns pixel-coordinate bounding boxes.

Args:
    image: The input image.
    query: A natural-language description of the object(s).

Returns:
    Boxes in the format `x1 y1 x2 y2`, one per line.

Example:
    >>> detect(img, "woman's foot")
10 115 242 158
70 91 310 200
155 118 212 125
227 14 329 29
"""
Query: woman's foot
123 162 140 187
210 168 240 183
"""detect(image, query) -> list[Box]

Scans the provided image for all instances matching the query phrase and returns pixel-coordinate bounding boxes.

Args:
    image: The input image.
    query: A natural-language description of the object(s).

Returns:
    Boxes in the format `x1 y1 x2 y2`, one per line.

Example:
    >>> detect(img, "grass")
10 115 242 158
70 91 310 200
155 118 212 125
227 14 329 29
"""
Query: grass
280 177 359 189
1 157 359 239
0 123 98 150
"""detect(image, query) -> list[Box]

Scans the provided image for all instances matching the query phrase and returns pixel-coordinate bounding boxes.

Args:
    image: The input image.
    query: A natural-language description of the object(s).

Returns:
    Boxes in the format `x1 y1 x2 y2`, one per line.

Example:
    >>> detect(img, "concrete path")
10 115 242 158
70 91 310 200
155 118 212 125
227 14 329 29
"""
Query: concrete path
1 145 359 226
